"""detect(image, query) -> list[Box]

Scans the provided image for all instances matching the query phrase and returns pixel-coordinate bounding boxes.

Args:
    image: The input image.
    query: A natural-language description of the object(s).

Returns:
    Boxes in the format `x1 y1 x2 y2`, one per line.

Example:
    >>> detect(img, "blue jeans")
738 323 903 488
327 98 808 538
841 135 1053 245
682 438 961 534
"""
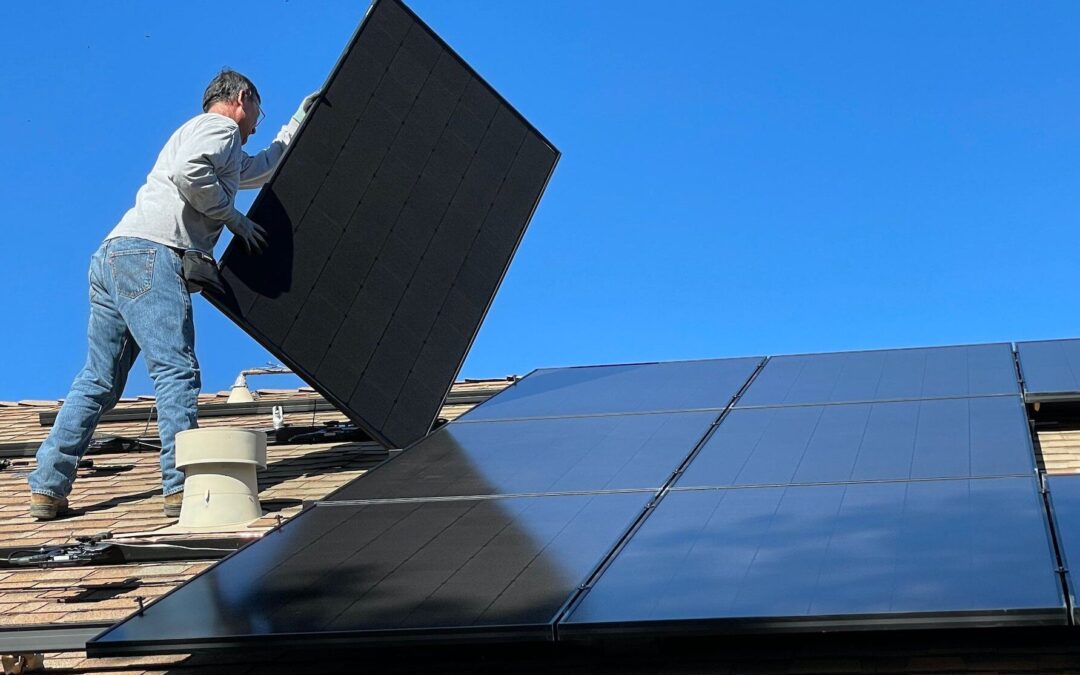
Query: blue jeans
29 237 200 498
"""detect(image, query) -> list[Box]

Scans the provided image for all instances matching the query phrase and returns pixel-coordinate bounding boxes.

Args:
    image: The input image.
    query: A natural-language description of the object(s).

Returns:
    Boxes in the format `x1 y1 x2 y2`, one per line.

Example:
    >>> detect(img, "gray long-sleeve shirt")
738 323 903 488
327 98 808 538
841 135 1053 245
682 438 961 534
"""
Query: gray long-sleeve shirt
107 112 298 253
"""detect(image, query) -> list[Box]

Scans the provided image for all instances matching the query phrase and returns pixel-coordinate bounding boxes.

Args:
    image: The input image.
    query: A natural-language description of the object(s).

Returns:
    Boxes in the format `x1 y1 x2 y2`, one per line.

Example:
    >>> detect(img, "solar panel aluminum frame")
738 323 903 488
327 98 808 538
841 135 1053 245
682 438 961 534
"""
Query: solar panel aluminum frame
89 621 552 657
205 0 560 450
1043 475 1080 624
555 606 1066 640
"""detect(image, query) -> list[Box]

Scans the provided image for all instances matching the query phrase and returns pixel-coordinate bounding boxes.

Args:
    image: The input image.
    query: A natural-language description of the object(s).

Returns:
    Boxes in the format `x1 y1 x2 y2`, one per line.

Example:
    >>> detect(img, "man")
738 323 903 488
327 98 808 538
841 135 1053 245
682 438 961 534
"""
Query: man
28 69 318 520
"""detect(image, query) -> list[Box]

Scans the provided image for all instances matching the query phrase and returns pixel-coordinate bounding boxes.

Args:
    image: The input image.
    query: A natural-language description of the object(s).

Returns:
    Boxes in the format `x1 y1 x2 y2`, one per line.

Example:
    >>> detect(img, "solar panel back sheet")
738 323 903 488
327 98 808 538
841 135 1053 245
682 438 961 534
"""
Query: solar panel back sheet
207 0 559 449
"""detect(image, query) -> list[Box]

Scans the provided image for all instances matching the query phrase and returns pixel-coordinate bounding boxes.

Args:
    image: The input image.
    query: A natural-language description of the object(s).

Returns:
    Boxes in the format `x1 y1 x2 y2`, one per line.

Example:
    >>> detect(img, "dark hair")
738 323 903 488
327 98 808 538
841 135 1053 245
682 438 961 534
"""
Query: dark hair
202 68 260 112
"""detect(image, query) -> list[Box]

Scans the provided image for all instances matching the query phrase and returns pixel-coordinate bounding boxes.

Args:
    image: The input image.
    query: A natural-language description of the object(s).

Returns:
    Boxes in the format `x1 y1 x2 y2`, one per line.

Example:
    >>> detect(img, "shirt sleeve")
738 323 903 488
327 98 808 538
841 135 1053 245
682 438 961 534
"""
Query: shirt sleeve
168 118 246 229
237 118 300 189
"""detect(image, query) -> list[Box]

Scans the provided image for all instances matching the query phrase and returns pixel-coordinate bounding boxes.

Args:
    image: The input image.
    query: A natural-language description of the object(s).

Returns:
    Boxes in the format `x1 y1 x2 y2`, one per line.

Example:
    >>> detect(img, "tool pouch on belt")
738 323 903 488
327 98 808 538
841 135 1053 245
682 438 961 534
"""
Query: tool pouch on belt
181 250 225 296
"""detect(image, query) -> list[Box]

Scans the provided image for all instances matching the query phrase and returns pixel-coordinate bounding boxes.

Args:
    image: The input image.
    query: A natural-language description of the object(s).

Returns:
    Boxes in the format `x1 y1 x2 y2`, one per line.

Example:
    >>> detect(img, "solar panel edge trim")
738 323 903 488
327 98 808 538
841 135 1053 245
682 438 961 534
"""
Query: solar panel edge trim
555 607 1067 640
90 623 558 658
1043 476 1080 624
754 341 1015 360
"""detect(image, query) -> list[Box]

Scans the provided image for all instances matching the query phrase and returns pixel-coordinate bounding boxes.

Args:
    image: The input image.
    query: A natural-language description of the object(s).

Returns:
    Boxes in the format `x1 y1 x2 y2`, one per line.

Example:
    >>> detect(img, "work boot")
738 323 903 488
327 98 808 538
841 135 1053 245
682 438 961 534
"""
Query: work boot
29 493 69 521
164 492 184 518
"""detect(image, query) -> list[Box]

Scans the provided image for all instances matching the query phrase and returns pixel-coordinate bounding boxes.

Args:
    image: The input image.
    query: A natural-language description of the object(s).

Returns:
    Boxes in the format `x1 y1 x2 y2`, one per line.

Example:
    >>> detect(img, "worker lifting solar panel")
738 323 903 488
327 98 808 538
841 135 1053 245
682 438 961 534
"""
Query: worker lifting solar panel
206 0 560 449
1016 339 1080 403
88 493 651 655
735 343 1019 408
1045 475 1080 623
561 477 1065 635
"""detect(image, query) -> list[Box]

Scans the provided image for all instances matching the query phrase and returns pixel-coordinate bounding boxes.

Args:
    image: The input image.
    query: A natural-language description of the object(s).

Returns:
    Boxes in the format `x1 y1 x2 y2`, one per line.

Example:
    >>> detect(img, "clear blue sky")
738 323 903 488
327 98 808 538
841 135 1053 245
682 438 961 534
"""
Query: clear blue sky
2 1 1078 400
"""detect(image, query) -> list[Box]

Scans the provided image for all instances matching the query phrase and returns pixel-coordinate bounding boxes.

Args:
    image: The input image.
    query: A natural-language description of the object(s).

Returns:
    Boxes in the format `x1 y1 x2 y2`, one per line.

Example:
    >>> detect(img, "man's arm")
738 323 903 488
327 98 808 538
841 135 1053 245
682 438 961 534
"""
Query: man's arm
237 120 298 189
168 118 266 253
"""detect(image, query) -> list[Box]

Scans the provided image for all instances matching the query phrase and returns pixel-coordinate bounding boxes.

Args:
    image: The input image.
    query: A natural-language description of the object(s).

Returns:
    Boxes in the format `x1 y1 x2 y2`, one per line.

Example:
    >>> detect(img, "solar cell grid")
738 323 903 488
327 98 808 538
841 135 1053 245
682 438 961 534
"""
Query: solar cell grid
460 357 763 421
562 477 1064 634
677 396 1035 488
329 410 718 501
1045 475 1080 623
736 344 1019 408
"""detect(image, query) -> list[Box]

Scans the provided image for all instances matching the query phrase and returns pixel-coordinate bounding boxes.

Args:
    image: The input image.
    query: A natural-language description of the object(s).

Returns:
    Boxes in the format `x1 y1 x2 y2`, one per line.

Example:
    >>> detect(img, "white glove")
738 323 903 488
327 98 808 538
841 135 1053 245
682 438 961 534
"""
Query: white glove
292 90 322 125
227 214 268 255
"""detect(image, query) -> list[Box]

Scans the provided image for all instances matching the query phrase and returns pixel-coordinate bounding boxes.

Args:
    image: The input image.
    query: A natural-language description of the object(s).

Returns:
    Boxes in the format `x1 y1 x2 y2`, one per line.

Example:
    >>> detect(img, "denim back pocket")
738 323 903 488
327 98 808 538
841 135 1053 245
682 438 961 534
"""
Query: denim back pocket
108 248 156 299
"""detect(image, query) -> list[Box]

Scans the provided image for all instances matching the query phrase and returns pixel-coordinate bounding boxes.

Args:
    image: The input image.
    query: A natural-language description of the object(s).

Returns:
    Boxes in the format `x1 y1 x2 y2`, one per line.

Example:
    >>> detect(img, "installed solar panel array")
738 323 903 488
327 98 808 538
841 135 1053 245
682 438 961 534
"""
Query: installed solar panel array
207 0 559 450
88 357 761 654
88 345 1068 656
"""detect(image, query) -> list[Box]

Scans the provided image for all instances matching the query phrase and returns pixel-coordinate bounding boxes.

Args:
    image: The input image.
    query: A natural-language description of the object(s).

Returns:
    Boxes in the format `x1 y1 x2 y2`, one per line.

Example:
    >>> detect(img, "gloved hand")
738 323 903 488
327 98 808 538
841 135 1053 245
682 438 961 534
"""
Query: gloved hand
227 215 268 255
292 90 322 126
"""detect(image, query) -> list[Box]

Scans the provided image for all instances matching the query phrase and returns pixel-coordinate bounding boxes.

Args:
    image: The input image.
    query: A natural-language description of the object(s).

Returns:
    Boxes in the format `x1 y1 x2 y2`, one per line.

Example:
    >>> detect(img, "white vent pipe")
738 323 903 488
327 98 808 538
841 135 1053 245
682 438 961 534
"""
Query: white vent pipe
175 428 267 529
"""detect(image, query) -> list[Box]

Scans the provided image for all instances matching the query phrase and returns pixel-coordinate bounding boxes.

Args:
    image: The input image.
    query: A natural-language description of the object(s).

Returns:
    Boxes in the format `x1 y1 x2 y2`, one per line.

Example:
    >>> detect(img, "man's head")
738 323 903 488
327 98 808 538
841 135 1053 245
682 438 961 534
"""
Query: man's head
202 69 263 144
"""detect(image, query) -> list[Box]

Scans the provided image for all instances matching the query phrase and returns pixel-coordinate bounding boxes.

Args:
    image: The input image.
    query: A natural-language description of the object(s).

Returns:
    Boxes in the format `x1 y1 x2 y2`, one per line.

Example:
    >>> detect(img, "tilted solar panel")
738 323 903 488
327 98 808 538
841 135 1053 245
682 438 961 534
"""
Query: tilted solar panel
1016 339 1080 403
207 0 559 449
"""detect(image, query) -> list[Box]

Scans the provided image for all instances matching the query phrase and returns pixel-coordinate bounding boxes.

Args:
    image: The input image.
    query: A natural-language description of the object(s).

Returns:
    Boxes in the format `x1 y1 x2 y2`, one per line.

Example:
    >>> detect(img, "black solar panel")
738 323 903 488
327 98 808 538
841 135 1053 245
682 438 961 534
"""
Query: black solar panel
736 344 1019 408
89 493 650 653
331 410 717 500
678 396 1035 487
207 0 559 449
562 478 1064 634
460 358 763 421
1017 339 1080 403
